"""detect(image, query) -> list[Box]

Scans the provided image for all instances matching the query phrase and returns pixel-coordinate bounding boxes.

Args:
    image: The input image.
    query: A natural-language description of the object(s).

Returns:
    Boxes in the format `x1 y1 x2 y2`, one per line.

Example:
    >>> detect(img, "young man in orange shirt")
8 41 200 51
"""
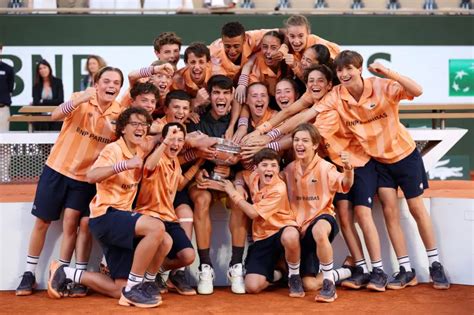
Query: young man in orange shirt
315 50 450 290
282 123 354 303
16 67 124 297
47 107 171 308
220 148 305 297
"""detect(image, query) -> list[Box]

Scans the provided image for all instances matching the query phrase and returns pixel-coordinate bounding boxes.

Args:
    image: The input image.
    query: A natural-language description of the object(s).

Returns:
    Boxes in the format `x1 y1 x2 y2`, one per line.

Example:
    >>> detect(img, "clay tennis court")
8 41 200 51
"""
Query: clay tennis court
1 180 473 314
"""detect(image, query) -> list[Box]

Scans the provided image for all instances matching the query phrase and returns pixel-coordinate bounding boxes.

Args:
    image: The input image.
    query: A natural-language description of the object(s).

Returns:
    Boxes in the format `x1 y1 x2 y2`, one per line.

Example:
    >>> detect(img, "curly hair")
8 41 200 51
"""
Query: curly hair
115 107 152 139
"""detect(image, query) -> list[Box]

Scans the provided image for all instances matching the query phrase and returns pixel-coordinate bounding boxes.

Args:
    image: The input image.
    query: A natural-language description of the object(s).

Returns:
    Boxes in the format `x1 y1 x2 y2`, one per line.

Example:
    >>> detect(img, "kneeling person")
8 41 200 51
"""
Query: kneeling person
222 148 305 297
135 122 203 295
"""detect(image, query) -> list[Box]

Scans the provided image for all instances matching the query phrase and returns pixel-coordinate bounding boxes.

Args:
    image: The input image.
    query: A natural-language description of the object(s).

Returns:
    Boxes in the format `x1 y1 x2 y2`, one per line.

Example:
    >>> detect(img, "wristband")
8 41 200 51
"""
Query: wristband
113 161 128 174
184 149 197 162
238 117 249 127
139 66 154 78
267 128 281 141
59 100 75 116
267 141 281 152
234 179 245 186
184 164 200 181
238 74 249 87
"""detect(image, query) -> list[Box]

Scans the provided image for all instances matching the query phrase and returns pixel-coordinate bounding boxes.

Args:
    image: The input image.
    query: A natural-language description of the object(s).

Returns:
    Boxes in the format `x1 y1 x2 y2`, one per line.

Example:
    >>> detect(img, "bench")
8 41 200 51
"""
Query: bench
399 104 474 129
9 106 58 133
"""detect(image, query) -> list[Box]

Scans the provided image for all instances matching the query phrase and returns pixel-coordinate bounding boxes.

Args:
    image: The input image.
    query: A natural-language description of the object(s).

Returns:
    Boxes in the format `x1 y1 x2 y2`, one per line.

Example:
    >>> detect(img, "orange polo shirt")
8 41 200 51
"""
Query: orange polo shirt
282 153 348 233
135 153 182 223
46 93 121 182
89 137 144 218
171 64 213 98
209 28 275 82
249 53 284 97
314 108 370 168
315 77 416 164
243 171 297 241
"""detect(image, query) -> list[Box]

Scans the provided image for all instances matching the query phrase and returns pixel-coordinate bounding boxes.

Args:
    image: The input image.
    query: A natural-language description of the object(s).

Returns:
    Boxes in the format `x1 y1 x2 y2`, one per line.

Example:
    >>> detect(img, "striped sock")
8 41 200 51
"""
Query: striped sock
371 259 384 271
397 256 412 272
59 259 70 266
125 273 143 292
355 259 369 273
25 255 39 274
64 266 84 284
287 261 300 277
332 267 351 282
321 261 334 283
427 248 440 266
75 262 87 271
144 271 157 282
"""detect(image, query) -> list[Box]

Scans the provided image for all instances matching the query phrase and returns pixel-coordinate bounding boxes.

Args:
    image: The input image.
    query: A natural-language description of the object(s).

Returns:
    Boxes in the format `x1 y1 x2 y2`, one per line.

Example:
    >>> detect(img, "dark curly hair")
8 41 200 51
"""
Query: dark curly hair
115 107 152 139
130 82 160 101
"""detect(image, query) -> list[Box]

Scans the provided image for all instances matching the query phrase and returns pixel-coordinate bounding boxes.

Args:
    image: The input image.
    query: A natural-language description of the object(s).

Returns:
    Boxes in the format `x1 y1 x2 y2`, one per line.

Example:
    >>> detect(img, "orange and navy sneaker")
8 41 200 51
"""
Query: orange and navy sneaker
387 266 418 290
315 279 337 303
118 283 162 308
430 262 450 290
16 272 37 296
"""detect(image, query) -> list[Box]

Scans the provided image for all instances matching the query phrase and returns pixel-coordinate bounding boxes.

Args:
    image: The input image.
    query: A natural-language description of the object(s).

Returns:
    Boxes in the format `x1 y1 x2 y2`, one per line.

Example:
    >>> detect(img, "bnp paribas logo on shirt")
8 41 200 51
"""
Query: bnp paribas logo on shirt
449 59 474 96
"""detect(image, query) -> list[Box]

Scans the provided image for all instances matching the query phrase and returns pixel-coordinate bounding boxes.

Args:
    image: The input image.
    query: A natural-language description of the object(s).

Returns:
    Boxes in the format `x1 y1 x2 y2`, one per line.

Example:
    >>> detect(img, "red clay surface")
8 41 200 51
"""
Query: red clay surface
1 285 473 314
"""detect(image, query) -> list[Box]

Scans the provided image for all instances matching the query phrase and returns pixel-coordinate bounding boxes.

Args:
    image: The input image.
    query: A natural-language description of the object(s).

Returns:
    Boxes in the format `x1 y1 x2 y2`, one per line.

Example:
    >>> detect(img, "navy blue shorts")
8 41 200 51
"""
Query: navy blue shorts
89 207 142 280
245 227 290 283
32 165 96 221
334 159 377 208
301 214 339 276
164 221 193 259
375 149 429 199
173 187 193 209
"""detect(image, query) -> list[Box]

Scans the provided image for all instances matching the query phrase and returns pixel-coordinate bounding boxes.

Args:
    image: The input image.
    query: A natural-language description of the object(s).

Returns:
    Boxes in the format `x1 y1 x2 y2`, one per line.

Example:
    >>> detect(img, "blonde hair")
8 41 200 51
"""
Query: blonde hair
284 15 311 33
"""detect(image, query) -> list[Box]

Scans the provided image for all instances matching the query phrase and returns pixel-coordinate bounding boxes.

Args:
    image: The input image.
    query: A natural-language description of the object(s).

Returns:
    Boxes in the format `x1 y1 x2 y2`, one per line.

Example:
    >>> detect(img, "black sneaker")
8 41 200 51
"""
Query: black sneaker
288 274 305 298
118 283 161 308
387 266 418 290
155 273 168 294
141 281 162 299
430 262 450 290
68 284 88 298
16 271 37 296
341 266 370 289
47 260 72 299
167 270 197 296
367 267 388 292
315 279 337 303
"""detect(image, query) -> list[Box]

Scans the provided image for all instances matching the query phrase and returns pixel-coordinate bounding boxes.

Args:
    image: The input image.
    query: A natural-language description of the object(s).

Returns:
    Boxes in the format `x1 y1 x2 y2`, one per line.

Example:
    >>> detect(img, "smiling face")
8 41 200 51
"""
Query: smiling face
275 80 297 110
186 52 208 84
209 86 233 119
301 48 318 70
94 70 122 104
247 84 269 119
336 64 363 89
223 35 244 63
122 113 149 147
306 69 332 102
293 130 317 162
256 158 280 186
287 25 308 53
165 99 191 125
150 72 172 95
156 43 180 66
131 93 157 115
261 35 282 67
164 130 186 158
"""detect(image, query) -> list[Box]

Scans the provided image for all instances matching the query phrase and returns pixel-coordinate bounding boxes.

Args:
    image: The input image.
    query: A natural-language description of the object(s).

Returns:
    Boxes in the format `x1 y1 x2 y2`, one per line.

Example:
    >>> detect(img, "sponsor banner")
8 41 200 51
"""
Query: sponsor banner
1 45 473 106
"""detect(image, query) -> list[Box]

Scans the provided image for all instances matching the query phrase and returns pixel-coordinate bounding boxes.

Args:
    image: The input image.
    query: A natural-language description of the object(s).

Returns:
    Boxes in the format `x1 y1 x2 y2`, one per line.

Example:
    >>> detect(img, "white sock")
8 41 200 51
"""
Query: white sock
287 261 300 277
320 261 334 283
371 259 384 271
332 267 351 282
125 273 143 292
59 259 70 266
64 266 83 284
427 248 440 266
76 262 88 271
26 255 39 274
397 256 412 272
144 272 157 282
177 267 186 272
355 259 369 273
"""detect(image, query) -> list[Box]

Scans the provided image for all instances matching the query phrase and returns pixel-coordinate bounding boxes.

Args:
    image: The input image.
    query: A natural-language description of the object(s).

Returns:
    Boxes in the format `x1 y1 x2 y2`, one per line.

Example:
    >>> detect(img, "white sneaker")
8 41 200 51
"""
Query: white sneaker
197 264 214 295
227 263 245 294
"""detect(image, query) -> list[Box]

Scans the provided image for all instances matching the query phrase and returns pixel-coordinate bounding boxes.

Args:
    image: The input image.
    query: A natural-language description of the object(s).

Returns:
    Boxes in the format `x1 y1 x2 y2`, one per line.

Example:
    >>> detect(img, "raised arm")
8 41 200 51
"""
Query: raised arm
369 62 423 97
51 87 95 121
86 154 143 184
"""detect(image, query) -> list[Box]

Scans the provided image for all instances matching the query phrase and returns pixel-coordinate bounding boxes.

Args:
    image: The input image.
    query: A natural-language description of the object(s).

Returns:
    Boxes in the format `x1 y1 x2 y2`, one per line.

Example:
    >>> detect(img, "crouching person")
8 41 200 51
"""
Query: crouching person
221 148 305 297
47 107 171 308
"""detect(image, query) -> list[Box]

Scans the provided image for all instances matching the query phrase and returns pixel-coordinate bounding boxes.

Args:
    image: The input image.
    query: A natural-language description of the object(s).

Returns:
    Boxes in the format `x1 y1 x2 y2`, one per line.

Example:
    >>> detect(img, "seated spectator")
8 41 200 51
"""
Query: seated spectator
32 59 63 131
81 55 107 91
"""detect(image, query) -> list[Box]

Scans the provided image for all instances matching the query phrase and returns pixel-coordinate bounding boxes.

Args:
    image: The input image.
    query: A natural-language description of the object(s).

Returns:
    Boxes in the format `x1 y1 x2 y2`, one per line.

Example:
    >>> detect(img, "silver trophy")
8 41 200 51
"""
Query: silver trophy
206 138 241 187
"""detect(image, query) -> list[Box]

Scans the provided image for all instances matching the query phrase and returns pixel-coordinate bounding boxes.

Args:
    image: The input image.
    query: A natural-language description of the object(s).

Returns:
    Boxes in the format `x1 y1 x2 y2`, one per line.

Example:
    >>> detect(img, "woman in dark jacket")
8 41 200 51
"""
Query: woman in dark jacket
32 59 64 131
